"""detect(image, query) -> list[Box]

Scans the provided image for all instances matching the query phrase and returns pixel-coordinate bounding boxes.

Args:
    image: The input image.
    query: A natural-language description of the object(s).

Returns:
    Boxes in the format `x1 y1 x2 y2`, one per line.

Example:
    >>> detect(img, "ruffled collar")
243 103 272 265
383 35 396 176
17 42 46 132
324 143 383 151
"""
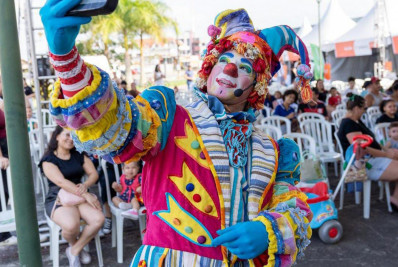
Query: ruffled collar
194 87 256 123
195 88 256 168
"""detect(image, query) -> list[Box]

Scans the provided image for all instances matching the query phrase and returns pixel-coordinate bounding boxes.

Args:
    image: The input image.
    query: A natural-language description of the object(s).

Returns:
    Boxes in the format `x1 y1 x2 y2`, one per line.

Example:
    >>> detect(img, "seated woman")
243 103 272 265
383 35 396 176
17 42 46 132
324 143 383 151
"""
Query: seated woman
39 126 104 267
376 99 398 124
337 95 398 210
274 89 299 132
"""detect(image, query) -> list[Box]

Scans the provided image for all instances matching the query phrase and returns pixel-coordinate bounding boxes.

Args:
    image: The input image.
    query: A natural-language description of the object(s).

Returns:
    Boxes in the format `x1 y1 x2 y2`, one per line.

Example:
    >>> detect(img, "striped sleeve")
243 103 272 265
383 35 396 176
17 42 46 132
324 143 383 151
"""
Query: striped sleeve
49 49 176 163
253 182 312 267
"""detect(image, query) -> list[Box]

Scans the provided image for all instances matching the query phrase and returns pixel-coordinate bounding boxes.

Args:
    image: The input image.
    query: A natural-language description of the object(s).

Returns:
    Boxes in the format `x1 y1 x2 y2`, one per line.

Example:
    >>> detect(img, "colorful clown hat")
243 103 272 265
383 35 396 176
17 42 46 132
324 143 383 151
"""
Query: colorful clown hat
197 9 313 109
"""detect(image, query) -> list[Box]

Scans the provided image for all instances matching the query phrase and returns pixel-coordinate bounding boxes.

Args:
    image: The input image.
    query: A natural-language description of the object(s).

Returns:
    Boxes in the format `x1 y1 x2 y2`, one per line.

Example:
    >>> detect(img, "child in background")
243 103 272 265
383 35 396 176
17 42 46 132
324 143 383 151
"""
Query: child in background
112 160 142 219
376 99 398 124
328 87 341 107
383 122 398 150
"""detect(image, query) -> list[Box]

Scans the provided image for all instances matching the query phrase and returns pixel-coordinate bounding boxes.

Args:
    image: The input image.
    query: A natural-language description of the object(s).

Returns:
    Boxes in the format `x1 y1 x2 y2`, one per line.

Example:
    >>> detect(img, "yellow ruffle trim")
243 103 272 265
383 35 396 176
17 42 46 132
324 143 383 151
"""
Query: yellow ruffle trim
268 189 309 210
252 216 278 267
50 63 102 108
127 96 161 162
74 89 118 142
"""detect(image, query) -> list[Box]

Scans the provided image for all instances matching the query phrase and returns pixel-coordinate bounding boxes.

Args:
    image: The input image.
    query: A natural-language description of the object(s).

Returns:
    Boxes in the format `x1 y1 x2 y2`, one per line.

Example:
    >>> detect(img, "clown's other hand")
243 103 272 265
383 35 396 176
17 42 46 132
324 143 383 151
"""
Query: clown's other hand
212 221 268 259
40 0 92 54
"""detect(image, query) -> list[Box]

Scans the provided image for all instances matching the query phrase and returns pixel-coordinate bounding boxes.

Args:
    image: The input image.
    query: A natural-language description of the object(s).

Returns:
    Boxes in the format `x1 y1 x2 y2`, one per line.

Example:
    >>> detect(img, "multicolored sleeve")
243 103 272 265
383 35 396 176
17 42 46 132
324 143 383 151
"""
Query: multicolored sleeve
252 182 312 267
49 58 176 164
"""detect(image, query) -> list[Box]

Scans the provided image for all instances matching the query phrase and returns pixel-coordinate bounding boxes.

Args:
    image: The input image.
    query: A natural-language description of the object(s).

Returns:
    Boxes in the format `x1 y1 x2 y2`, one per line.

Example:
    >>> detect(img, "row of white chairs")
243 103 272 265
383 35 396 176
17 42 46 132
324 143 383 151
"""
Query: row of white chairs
258 113 343 177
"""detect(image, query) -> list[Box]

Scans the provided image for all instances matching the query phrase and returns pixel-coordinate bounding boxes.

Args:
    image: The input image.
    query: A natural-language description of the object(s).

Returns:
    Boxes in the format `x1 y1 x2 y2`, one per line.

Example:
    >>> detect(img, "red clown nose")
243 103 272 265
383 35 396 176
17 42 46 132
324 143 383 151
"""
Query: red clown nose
223 63 238 78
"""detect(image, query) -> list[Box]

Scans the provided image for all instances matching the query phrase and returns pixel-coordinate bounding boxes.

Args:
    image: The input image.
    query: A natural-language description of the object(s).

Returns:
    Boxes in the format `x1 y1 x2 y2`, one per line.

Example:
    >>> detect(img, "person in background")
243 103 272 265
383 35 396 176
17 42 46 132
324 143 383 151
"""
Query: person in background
327 87 342 115
120 80 128 95
274 89 299 132
173 86 179 95
360 80 372 97
97 158 122 235
184 65 194 91
365 77 385 107
316 79 327 102
342 76 358 98
298 88 328 118
272 90 283 109
0 86 15 246
376 99 398 124
263 92 275 109
127 81 140 98
111 161 143 219
23 78 35 99
154 64 165 86
383 122 398 150
387 80 398 107
337 95 398 210
39 126 104 266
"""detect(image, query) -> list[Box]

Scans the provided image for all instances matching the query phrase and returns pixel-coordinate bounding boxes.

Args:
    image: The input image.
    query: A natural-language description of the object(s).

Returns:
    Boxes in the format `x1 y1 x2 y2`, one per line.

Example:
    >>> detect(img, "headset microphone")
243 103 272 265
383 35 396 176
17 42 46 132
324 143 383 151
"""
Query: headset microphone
233 82 256 97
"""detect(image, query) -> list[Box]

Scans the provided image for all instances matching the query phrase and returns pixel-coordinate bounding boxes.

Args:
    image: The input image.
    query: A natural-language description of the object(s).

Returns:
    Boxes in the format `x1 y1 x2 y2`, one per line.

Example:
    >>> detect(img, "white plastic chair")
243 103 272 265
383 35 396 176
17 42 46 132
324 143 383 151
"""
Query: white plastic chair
361 113 371 129
101 159 146 263
42 109 57 129
300 119 343 176
261 116 291 135
254 107 272 126
366 106 380 117
333 131 392 218
0 168 15 238
29 128 54 194
297 112 325 125
374 122 391 146
283 133 316 160
39 175 104 267
331 110 346 129
336 103 346 110
256 124 282 140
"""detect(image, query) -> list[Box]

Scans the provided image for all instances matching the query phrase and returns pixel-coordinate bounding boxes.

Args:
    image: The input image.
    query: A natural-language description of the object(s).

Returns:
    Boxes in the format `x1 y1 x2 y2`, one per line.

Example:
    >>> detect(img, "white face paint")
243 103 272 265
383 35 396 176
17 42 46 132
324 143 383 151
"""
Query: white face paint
207 50 256 107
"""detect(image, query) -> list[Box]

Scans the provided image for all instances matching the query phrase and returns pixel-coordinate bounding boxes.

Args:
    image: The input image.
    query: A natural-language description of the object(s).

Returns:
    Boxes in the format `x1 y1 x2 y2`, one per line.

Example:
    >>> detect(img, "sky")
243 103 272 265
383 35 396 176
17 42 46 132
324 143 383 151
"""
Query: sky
18 0 377 60
162 0 375 40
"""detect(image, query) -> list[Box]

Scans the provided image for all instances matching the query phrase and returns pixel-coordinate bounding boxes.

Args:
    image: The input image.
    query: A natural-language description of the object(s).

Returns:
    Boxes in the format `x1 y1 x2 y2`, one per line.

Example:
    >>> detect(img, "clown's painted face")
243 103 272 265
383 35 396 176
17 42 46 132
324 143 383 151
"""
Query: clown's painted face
207 50 256 106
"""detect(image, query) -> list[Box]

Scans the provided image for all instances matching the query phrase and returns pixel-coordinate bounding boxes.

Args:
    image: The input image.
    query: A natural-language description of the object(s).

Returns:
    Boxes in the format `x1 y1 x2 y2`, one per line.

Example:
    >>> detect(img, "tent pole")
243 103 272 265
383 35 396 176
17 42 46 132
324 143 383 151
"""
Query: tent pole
317 0 322 79
0 1 42 266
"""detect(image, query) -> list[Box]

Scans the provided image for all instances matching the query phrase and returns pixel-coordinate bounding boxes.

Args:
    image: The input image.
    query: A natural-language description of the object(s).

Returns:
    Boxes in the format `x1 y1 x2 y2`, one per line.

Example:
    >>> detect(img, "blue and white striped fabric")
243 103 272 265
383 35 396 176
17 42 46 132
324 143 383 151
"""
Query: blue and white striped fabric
131 97 277 266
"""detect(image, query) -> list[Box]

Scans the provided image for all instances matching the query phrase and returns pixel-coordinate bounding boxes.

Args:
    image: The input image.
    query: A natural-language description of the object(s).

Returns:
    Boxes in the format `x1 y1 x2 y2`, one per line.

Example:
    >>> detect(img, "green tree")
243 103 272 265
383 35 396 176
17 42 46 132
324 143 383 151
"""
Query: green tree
79 0 178 86
128 0 178 85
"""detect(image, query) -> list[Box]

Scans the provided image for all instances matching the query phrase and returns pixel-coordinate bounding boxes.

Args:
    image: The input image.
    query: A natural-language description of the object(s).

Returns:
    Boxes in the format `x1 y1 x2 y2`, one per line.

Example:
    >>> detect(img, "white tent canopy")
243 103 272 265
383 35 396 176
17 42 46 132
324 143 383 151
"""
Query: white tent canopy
333 0 398 57
297 17 312 38
302 0 356 52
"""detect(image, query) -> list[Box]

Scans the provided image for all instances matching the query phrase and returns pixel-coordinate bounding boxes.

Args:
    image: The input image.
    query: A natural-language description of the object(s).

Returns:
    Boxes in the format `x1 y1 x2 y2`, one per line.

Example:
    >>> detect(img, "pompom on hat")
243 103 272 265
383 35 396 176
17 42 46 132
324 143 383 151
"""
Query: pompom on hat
197 9 313 109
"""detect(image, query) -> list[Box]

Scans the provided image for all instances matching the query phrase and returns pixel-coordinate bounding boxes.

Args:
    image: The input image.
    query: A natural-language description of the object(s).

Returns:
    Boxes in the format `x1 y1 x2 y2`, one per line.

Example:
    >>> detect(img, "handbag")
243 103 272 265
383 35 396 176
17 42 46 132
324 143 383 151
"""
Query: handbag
58 188 86 206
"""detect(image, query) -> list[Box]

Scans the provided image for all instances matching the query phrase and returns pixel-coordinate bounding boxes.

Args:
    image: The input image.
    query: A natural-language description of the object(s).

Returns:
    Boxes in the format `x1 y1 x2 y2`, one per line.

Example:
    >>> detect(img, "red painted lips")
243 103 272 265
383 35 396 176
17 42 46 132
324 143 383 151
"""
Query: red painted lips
216 78 237 88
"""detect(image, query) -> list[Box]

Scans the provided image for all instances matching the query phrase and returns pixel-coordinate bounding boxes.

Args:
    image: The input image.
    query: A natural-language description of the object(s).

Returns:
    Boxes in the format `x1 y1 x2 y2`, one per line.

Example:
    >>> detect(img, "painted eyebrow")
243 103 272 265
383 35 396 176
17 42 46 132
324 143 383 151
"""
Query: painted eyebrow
221 52 234 58
241 58 252 66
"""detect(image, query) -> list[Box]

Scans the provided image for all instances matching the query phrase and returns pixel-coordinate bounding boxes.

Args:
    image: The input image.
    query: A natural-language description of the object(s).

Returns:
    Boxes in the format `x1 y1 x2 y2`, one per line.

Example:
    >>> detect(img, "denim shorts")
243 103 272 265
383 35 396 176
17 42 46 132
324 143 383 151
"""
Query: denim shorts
366 157 392 181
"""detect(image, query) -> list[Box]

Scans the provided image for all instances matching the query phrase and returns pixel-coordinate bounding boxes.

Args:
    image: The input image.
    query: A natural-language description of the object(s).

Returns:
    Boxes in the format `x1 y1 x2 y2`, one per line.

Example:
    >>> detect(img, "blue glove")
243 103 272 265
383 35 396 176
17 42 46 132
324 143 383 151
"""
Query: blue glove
212 221 269 259
40 0 92 54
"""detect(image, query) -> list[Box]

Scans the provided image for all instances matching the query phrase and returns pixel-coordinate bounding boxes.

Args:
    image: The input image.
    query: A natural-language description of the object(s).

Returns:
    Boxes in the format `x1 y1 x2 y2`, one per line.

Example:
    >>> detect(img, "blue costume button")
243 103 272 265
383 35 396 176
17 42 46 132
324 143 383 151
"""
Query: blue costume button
191 140 200 149
186 183 195 192
150 99 161 110
184 226 193 234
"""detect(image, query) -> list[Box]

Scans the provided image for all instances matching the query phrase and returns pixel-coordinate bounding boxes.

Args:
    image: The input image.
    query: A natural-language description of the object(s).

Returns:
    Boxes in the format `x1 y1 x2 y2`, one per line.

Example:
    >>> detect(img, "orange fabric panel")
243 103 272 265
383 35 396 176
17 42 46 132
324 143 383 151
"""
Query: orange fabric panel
335 41 355 58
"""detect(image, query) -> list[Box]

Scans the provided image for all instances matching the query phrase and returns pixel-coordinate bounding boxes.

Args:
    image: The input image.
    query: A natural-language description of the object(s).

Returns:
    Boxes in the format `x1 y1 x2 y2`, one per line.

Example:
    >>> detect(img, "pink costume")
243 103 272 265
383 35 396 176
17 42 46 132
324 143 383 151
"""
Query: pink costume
48 9 313 267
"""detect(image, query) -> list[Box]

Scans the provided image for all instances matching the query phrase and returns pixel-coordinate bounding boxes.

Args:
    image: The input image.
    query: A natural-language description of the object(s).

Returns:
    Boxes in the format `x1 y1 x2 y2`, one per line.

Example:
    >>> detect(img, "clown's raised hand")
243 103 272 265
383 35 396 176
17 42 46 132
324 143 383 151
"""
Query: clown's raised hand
40 0 92 54
212 221 269 259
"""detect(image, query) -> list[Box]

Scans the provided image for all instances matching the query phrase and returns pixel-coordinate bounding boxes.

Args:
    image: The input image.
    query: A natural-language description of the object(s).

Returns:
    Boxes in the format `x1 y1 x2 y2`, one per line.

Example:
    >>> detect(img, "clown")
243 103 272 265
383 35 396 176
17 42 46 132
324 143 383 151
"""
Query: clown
40 1 312 266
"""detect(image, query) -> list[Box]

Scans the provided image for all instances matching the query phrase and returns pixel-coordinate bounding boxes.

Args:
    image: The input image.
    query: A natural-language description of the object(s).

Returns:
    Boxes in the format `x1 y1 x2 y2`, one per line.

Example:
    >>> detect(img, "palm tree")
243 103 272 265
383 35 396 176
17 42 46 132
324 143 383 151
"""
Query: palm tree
80 0 178 86
128 0 178 85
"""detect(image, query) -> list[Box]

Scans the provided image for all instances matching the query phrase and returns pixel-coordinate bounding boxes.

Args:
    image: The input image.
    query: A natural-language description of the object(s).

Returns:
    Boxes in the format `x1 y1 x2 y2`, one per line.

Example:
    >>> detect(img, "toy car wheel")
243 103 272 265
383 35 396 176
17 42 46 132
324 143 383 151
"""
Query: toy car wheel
318 220 343 244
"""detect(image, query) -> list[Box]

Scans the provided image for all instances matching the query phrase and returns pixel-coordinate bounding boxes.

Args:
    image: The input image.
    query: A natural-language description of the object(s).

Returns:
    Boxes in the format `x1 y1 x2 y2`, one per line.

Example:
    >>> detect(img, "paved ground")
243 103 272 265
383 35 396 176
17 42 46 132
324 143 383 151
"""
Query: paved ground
1 175 398 266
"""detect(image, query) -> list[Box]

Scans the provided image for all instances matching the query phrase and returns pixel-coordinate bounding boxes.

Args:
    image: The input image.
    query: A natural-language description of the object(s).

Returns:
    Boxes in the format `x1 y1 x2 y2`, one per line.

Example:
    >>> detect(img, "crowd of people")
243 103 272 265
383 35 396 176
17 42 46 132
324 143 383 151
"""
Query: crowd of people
263 76 398 129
